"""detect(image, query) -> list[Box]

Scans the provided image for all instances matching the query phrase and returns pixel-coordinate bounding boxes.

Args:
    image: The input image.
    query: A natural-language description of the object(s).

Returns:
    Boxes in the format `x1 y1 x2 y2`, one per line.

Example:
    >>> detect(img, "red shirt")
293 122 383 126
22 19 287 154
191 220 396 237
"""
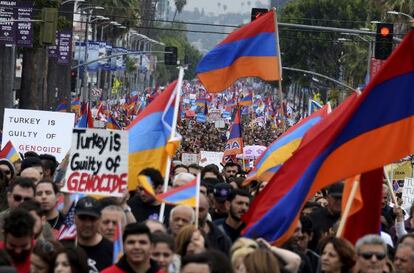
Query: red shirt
0 241 32 273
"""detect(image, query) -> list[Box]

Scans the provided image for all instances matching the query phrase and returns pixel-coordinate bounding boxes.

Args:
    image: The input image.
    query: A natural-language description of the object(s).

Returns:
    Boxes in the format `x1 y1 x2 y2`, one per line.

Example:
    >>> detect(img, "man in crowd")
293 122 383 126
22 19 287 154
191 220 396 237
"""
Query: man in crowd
73 196 113 273
19 200 54 241
213 189 250 242
309 183 343 249
1 208 35 273
0 159 16 182
394 243 414 273
169 205 194 237
355 234 388 273
128 168 173 223
99 205 127 242
198 193 231 254
221 162 240 183
382 184 396 233
34 181 65 231
39 154 58 180
101 223 163 273
210 183 232 221
20 158 43 181
19 168 42 184
0 178 35 226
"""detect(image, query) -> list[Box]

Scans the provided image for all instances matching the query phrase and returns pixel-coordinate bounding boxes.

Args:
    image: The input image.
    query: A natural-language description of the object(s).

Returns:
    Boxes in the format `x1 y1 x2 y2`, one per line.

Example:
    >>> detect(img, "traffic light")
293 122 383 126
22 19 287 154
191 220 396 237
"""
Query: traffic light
251 8 268 22
164 46 178 65
374 23 393 60
71 69 77 92
40 8 58 45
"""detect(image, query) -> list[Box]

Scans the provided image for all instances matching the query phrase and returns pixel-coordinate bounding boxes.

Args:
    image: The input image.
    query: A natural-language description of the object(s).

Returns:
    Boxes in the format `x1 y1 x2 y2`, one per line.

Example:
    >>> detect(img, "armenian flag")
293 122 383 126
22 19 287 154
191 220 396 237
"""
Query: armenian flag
244 104 330 184
76 103 94 128
71 97 81 112
0 141 20 162
222 107 243 163
243 30 414 244
196 11 280 93
113 222 124 263
55 100 68 112
127 80 180 191
239 93 253 106
106 114 122 130
156 176 199 207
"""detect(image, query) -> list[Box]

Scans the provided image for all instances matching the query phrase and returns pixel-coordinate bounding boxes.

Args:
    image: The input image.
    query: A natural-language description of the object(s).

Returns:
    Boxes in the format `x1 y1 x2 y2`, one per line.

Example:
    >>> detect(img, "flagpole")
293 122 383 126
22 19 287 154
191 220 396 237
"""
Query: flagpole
336 180 359 237
272 8 286 132
159 67 185 222
383 167 399 206
195 173 201 229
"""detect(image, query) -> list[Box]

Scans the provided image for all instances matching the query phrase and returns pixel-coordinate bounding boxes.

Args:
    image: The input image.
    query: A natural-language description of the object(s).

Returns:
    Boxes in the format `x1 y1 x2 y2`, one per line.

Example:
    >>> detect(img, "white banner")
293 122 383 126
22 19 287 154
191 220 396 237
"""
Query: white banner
2 108 75 161
61 128 128 196
402 178 414 210
199 151 224 171
182 153 199 166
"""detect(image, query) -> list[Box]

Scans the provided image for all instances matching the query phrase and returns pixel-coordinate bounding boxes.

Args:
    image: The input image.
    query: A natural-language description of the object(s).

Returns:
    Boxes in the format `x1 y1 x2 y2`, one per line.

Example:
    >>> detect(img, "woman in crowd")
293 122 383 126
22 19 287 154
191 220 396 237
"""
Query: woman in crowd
243 248 281 273
30 240 62 273
54 245 89 273
319 237 356 273
175 225 208 257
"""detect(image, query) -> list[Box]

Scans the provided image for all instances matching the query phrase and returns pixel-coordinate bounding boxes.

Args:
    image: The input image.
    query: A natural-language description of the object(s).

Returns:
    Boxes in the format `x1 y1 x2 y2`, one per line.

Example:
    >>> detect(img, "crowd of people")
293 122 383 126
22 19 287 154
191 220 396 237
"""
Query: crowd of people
0 151 412 273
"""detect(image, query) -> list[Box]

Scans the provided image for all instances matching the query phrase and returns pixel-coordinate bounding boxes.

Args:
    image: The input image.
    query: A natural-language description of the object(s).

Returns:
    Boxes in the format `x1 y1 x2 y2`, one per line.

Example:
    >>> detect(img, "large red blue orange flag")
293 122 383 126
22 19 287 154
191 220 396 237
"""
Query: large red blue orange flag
196 11 280 93
243 30 414 244
127 81 178 191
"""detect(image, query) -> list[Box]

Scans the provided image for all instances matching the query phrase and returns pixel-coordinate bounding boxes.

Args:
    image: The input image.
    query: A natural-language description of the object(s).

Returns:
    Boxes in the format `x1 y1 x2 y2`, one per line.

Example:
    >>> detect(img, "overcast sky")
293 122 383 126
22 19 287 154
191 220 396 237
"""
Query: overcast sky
182 0 270 15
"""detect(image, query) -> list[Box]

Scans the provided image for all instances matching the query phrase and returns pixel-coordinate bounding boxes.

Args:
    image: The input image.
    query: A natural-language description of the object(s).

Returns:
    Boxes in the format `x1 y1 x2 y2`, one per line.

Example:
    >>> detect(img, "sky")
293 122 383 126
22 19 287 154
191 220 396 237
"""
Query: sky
182 0 270 15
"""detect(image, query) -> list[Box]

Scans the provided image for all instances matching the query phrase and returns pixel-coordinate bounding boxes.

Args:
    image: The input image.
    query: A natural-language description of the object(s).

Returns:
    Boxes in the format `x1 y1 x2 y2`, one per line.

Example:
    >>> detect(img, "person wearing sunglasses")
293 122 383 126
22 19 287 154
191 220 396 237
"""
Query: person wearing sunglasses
355 234 388 273
0 178 35 235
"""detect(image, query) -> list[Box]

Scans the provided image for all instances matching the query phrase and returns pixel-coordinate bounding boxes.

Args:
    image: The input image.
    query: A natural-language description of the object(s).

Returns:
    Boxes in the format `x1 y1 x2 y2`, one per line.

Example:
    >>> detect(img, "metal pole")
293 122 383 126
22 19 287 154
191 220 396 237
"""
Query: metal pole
81 10 90 102
366 41 372 80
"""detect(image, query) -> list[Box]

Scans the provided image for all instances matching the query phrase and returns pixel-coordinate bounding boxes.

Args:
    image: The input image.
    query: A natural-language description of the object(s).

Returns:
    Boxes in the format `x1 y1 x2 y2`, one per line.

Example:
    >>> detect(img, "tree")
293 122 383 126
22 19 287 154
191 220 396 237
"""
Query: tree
280 0 382 92
172 0 187 21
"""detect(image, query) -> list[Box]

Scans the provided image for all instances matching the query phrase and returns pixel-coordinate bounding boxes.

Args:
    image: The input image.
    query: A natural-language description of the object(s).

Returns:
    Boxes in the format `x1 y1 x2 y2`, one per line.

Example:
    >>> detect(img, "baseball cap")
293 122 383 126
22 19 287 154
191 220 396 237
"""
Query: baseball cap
327 183 344 198
213 183 233 202
75 196 101 218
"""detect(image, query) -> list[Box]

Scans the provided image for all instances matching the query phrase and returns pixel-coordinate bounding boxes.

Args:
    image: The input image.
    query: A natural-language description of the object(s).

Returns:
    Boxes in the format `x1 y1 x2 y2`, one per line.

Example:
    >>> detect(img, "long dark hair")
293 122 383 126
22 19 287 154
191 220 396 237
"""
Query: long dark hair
54 245 89 273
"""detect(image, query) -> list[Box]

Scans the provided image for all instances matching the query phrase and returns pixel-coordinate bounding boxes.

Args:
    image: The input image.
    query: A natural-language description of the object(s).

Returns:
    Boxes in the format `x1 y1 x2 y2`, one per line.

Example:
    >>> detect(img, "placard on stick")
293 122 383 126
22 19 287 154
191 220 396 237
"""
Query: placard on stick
61 128 128 197
402 178 414 210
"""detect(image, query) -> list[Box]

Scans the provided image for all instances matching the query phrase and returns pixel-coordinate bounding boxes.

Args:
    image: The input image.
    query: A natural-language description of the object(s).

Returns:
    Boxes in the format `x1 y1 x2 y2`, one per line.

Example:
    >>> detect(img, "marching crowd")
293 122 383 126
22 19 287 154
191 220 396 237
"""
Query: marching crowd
0 151 412 273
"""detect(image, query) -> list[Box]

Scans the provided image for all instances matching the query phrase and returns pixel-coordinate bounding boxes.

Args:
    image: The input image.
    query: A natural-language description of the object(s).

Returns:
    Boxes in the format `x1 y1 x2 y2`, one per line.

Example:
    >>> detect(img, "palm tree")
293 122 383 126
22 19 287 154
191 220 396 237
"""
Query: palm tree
172 0 187 21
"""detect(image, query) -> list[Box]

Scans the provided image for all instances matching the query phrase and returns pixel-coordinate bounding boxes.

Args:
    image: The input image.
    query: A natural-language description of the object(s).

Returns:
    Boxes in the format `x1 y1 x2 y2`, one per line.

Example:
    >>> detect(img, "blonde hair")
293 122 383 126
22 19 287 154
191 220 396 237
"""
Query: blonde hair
230 237 258 256
231 247 255 269
243 249 281 273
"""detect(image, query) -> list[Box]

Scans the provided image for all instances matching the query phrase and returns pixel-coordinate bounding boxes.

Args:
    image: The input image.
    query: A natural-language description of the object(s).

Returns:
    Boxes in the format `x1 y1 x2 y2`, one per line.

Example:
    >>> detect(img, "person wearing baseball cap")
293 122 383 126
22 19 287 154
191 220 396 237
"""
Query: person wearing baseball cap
73 196 113 273
210 183 233 221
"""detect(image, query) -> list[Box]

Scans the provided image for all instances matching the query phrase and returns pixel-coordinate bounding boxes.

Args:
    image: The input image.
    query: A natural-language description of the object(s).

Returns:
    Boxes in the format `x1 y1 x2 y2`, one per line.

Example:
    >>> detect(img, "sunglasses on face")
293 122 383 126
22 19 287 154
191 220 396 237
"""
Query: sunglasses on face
360 252 386 260
13 194 32 202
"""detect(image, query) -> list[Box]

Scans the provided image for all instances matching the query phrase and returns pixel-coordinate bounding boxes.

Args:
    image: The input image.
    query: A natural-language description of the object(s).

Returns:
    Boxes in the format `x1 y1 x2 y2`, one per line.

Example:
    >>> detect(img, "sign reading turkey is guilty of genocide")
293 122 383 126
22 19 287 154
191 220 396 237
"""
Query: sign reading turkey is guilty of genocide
61 128 128 197
2 108 75 161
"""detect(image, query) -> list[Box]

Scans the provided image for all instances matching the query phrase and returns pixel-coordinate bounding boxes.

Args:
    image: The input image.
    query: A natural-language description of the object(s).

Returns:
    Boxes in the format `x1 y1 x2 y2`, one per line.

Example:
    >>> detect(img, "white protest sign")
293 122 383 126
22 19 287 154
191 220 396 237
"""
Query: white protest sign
402 178 414 210
182 153 199 166
2 108 75 161
62 128 128 196
199 151 224 171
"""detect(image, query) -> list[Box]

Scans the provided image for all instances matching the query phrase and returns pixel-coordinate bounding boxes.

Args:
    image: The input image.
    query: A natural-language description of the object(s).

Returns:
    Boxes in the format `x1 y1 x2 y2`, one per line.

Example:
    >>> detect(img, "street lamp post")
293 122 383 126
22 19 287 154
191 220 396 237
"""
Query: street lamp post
387 10 414 20
79 6 104 103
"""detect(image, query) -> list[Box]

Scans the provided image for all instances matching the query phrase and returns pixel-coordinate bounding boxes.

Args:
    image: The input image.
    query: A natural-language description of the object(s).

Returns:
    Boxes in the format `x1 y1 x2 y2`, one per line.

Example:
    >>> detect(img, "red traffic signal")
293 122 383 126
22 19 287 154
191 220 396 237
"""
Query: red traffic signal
375 23 393 60
251 8 268 22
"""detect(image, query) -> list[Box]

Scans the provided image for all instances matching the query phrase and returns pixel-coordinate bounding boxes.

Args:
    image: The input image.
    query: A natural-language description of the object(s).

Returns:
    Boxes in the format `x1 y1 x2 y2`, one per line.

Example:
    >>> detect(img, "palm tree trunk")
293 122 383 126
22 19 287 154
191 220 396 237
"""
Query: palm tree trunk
0 46 15 128
19 48 49 110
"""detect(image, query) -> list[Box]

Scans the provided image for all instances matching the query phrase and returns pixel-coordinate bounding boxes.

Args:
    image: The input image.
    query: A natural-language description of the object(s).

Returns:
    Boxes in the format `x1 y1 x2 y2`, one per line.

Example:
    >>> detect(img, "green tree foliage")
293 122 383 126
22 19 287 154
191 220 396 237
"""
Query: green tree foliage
280 0 381 91
153 22 202 85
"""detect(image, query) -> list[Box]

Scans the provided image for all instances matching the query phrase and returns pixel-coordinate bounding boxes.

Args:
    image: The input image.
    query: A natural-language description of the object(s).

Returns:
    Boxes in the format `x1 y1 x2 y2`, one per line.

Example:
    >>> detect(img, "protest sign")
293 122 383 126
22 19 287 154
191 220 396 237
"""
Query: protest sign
2 108 75 161
199 151 224 171
62 128 128 196
402 178 414 210
182 153 199 166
